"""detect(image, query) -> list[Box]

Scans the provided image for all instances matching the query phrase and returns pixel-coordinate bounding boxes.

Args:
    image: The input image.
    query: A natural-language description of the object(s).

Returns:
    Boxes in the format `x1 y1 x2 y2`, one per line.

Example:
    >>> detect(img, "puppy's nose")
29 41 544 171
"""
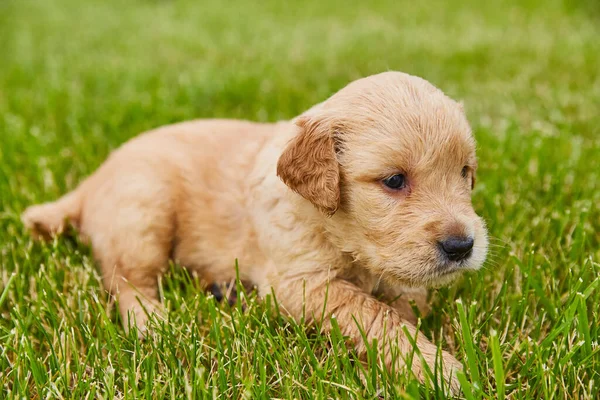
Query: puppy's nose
439 236 474 262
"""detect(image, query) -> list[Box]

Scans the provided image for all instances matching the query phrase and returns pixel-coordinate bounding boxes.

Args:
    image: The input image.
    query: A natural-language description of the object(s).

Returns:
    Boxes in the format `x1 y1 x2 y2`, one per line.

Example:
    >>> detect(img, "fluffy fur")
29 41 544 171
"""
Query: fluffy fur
22 71 488 391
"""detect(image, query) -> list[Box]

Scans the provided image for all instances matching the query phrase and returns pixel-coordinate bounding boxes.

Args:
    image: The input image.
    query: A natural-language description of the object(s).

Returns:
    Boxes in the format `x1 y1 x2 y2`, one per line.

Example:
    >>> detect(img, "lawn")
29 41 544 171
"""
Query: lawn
1 0 599 398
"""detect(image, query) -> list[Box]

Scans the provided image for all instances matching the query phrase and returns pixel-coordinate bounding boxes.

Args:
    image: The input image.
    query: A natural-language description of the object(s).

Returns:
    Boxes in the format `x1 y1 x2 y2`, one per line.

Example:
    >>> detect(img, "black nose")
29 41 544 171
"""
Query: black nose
439 236 474 262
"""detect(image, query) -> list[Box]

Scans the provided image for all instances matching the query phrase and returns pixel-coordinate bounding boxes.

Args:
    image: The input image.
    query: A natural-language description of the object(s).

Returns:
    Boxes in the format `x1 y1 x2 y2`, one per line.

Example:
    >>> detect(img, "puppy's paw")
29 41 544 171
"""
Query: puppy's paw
410 349 462 395
439 351 463 396
22 203 66 240
119 297 163 338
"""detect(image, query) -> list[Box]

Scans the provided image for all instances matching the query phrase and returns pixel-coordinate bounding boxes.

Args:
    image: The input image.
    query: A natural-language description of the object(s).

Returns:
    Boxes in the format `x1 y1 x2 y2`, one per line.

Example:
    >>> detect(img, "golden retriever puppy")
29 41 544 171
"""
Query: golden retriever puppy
22 71 488 390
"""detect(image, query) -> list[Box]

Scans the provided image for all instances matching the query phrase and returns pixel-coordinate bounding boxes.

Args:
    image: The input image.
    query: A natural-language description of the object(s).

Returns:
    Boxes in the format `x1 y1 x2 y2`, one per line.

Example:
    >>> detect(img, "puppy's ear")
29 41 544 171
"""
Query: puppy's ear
277 115 340 215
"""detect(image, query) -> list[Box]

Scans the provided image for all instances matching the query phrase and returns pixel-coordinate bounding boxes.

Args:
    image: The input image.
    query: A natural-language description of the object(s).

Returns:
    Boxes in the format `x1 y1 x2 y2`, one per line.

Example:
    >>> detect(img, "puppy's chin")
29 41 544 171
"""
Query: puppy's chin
383 256 485 288
426 268 466 288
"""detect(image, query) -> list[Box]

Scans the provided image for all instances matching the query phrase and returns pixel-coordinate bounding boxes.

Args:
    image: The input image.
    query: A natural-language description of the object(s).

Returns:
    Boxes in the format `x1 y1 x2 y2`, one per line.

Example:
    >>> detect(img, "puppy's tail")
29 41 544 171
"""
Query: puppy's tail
22 188 83 240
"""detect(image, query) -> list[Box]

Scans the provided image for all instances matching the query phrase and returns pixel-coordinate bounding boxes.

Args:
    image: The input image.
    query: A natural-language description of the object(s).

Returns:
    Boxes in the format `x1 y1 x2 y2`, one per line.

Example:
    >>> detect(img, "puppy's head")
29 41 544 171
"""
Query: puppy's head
277 72 488 287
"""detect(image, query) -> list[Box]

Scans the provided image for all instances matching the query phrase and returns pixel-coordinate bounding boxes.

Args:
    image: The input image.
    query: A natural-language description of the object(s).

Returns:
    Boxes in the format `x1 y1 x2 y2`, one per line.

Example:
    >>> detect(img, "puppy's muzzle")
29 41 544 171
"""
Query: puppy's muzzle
438 236 474 262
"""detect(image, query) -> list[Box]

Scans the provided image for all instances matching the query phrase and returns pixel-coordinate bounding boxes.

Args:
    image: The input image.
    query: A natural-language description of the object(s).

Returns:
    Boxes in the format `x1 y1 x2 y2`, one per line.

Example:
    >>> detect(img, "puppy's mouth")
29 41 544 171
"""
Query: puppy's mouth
421 264 465 288
380 237 487 287
427 248 484 286
436 257 472 274
387 260 469 288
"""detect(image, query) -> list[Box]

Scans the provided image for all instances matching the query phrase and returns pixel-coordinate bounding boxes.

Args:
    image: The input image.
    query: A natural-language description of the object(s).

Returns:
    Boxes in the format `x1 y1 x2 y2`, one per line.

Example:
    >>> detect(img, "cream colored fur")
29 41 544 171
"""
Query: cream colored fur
22 71 488 391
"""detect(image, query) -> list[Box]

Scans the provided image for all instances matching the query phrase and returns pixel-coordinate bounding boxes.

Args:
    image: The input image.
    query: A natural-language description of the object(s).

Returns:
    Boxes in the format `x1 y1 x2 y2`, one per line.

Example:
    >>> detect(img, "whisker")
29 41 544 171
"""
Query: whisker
373 271 386 292
487 236 512 246
486 243 509 250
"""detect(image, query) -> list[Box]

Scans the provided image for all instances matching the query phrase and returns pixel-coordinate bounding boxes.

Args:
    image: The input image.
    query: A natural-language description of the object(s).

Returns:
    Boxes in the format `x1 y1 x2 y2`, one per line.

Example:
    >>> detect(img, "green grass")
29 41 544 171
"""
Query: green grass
1 0 599 398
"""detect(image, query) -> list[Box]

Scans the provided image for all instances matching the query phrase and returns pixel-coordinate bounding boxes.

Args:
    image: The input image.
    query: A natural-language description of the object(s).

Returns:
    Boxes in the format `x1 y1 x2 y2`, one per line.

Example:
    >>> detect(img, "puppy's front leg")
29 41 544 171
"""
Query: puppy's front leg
276 277 461 391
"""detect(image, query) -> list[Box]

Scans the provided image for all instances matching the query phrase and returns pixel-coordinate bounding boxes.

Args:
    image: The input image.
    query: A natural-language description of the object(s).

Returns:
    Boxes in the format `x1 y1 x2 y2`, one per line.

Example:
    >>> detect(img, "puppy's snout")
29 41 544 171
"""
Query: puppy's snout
438 236 474 262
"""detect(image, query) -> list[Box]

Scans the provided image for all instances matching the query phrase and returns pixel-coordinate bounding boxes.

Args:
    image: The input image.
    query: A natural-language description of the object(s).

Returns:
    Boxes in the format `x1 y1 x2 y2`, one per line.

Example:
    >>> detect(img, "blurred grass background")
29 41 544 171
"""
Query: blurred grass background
1 0 599 398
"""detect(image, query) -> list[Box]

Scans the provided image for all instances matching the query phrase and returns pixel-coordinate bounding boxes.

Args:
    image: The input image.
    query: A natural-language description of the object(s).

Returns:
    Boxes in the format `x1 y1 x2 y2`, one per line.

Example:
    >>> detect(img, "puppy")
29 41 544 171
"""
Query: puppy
22 71 488 390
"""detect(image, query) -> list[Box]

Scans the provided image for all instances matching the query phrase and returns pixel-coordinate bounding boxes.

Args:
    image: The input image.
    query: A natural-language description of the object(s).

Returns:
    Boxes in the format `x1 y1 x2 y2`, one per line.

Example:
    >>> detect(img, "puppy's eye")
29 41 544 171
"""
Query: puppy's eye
461 166 469 178
383 174 406 190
